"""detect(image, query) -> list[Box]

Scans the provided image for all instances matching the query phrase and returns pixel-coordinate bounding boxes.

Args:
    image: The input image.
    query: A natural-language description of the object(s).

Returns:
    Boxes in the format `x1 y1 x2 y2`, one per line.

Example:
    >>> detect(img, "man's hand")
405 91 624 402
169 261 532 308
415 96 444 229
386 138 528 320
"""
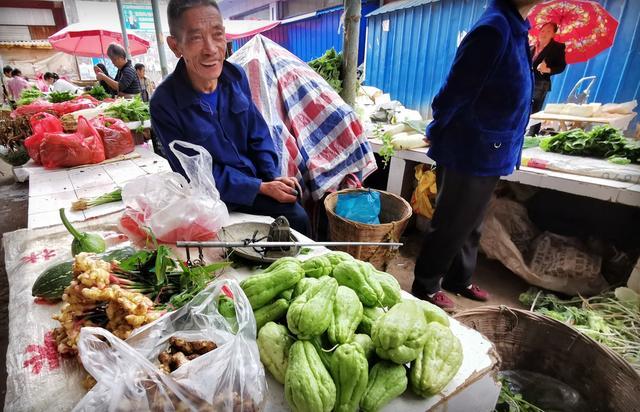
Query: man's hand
275 176 302 197
537 61 551 74
260 181 297 203
95 72 107 81
94 66 103 76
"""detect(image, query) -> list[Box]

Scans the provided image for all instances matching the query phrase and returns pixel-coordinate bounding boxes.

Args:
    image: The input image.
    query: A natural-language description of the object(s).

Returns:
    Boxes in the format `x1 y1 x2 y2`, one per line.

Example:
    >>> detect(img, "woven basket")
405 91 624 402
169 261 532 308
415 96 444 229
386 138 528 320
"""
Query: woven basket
455 306 640 411
324 188 412 270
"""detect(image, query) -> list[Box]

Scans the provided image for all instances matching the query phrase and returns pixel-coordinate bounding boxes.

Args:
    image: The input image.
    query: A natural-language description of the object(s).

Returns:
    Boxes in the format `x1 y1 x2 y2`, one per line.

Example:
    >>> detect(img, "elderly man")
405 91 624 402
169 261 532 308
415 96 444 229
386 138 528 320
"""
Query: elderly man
95 44 141 97
412 0 546 310
150 0 310 235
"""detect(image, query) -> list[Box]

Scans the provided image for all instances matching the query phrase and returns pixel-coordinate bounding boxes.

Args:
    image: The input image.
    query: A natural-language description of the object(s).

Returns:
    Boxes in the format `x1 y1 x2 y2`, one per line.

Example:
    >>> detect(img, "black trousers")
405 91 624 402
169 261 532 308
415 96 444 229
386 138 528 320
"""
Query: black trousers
412 166 499 295
528 79 551 136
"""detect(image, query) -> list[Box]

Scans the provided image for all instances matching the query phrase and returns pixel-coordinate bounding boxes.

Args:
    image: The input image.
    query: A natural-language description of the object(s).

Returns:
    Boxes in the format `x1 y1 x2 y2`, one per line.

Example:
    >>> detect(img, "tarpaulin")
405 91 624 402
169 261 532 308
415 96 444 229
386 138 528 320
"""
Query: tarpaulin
229 35 377 201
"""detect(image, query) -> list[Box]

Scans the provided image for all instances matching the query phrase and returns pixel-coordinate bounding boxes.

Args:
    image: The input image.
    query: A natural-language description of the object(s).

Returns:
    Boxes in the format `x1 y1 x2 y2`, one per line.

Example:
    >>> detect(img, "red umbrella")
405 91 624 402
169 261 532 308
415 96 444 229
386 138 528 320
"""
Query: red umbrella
48 22 150 57
528 0 619 64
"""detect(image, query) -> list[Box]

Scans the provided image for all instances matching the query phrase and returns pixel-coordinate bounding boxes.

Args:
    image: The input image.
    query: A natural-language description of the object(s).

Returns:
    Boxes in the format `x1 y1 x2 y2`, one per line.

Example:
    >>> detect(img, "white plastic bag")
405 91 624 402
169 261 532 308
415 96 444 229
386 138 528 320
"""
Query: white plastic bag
119 140 229 243
74 278 265 412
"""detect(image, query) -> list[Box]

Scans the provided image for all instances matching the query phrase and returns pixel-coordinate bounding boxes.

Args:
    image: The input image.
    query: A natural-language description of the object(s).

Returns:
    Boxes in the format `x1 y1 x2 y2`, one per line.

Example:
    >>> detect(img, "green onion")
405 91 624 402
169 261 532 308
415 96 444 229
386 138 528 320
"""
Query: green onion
71 188 122 211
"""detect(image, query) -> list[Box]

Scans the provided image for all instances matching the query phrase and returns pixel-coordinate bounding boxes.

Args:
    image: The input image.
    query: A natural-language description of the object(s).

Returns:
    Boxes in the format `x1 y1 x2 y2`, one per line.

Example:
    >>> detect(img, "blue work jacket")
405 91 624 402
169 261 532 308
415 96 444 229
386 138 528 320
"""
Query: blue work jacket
150 58 279 207
426 0 534 176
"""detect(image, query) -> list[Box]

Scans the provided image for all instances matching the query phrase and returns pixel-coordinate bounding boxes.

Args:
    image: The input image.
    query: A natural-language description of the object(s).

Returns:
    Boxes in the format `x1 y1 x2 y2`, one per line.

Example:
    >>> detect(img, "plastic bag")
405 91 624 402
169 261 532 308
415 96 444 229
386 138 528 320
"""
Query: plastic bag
52 96 98 116
23 112 63 164
91 115 135 159
74 278 266 412
39 116 106 169
335 189 381 224
119 140 229 243
411 165 437 219
11 99 54 118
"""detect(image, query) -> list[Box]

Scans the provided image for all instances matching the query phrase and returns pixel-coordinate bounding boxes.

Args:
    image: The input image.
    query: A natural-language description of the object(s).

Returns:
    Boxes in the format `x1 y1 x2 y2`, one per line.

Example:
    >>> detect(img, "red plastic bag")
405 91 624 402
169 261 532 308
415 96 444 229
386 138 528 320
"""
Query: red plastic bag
91 116 135 159
11 100 55 118
52 96 97 116
23 112 63 164
39 116 106 169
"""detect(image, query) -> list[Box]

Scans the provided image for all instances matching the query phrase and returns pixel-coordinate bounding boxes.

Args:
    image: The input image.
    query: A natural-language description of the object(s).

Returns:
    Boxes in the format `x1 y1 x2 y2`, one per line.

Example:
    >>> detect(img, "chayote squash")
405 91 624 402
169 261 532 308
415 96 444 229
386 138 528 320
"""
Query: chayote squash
257 322 293 384
371 300 429 364
333 260 384 307
367 264 402 308
287 276 338 339
254 298 289 330
417 299 450 326
357 306 385 335
328 285 364 345
285 340 336 412
360 361 408 412
324 251 354 268
353 333 375 360
279 288 294 301
292 276 320 299
302 255 333 278
240 258 304 309
409 322 463 397
330 343 369 412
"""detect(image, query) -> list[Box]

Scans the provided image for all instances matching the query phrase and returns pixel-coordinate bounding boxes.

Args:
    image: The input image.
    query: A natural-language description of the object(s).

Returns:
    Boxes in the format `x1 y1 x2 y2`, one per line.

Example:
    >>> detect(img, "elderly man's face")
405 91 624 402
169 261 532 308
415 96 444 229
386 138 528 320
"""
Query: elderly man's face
168 5 226 86
109 55 127 69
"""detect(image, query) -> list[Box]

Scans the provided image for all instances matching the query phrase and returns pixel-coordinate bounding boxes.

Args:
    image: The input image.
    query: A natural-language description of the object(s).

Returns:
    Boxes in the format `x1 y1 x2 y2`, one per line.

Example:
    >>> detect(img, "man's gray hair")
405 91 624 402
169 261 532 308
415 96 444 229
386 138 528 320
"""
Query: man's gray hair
107 43 127 59
167 0 220 37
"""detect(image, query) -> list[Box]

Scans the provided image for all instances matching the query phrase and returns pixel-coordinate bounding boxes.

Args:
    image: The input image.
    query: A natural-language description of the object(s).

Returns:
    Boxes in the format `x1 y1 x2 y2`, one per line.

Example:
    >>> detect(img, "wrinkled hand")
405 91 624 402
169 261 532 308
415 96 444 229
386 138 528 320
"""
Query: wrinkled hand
260 180 297 203
275 176 302 197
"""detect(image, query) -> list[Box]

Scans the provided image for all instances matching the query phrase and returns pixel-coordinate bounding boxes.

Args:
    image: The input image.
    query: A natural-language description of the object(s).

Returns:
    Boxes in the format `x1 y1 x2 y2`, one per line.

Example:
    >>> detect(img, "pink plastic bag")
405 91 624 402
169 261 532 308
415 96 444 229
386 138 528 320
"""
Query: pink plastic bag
118 140 229 243
39 116 106 169
11 99 55 118
52 96 97 116
23 112 63 164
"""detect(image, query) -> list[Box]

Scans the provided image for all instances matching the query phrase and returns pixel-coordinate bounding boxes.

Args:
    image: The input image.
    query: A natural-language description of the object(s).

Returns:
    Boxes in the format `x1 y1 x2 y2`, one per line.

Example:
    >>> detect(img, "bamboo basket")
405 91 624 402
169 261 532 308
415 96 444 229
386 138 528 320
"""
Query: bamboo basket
324 188 412 270
455 306 640 411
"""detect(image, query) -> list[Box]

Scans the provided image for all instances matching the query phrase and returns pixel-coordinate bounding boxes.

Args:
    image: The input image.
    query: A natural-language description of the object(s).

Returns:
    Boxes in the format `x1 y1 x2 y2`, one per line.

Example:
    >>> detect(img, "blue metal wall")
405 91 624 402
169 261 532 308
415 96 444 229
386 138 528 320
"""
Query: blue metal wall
364 0 640 120
232 2 378 63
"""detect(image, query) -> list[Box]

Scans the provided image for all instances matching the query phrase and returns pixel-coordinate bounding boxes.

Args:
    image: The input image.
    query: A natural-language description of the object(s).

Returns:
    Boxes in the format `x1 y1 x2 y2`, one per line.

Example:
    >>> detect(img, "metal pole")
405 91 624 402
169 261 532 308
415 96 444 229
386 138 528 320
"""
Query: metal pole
151 0 169 77
340 0 361 106
115 0 131 59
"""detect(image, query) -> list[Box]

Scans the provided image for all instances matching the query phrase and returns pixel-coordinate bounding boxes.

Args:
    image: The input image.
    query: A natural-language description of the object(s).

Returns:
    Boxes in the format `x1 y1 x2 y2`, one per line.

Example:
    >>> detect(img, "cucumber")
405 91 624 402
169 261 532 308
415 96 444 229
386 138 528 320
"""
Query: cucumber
31 247 136 300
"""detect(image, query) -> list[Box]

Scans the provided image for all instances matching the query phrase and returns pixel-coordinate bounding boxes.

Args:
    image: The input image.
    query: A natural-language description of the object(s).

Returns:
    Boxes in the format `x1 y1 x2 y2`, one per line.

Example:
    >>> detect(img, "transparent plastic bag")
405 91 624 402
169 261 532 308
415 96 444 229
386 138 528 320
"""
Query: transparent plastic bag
74 278 266 412
119 140 229 243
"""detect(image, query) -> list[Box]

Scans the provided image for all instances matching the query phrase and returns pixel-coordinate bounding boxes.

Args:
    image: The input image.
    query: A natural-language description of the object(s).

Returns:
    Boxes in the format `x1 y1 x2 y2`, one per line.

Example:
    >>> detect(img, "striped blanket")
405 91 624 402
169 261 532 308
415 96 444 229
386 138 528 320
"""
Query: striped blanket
229 35 377 201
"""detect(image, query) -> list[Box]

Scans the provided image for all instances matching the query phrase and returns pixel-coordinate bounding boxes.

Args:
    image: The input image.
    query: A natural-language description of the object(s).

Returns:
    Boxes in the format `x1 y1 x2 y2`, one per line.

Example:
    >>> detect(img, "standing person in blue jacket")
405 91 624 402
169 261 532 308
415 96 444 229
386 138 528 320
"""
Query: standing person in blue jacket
412 0 544 310
150 0 310 235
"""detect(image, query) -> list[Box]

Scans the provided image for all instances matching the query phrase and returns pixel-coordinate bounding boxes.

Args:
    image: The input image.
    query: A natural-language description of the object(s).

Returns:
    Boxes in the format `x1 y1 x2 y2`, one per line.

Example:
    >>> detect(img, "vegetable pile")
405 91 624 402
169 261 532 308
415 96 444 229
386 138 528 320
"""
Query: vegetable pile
48 91 76 103
539 126 640 164
237 252 463 412
308 48 344 94
104 96 150 123
16 87 44 106
520 287 640 371
87 84 109 101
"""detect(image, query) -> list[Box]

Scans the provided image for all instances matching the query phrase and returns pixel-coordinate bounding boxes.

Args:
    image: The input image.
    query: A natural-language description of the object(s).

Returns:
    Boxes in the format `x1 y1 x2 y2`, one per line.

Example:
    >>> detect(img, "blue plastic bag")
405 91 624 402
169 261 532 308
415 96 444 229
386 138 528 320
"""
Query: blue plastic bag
335 190 381 224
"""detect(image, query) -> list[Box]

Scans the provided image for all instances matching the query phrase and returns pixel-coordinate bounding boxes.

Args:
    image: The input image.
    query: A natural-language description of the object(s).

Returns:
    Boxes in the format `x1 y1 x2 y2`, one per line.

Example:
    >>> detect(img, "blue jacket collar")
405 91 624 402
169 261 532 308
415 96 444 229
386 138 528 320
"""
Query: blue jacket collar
492 0 531 36
171 57 243 109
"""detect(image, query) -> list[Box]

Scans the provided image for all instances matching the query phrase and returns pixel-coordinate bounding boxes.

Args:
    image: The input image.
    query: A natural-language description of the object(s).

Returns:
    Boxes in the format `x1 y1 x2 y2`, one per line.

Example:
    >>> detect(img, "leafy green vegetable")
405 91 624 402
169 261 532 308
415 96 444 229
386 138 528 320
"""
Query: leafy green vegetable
104 95 150 122
495 376 544 412
539 126 640 164
308 48 344 93
607 156 631 165
48 91 76 103
87 84 109 101
520 287 640 371
523 136 541 149
16 87 44 106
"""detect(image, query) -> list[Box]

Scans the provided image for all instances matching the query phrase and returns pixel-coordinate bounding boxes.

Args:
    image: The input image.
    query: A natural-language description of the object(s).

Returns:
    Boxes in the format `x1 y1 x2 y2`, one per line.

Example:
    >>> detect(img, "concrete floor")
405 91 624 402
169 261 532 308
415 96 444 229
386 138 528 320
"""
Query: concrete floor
384 226 530 312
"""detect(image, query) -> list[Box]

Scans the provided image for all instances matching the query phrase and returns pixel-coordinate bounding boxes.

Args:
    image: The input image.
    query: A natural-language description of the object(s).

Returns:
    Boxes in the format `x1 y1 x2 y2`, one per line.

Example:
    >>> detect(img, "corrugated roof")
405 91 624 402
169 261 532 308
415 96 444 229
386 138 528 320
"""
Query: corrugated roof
0 40 52 49
366 0 439 17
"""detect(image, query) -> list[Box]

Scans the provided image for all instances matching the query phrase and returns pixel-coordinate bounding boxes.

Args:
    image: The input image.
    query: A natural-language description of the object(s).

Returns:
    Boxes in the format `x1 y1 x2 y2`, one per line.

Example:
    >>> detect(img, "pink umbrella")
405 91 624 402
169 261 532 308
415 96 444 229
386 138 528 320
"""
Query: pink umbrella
48 22 150 57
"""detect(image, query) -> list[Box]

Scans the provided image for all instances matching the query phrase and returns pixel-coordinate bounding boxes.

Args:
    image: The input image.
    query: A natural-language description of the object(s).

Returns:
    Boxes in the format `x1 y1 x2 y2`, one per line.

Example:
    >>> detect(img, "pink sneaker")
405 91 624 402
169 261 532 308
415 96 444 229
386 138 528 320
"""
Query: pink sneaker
425 291 456 311
444 284 489 302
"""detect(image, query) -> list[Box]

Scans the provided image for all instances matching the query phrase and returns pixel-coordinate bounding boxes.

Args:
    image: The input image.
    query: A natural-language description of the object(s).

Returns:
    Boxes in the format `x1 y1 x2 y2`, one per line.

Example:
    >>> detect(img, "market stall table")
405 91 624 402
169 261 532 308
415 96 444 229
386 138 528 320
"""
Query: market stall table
529 110 636 131
368 138 640 207
3 211 501 411
23 145 171 229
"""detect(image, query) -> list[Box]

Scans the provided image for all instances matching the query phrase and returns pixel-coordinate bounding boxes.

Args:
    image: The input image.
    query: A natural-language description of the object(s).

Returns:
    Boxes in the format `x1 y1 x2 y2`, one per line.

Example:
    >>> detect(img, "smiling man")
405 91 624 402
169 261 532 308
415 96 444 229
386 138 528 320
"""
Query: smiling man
151 0 310 235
